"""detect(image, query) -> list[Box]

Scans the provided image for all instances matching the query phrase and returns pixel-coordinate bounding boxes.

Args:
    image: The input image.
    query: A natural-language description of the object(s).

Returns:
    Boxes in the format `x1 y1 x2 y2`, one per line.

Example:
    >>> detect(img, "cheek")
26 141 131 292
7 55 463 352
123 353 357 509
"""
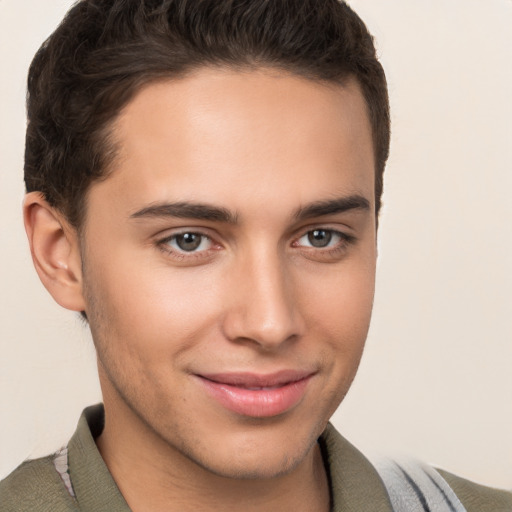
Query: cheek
303 257 376 336
298 252 376 383
85 255 226 357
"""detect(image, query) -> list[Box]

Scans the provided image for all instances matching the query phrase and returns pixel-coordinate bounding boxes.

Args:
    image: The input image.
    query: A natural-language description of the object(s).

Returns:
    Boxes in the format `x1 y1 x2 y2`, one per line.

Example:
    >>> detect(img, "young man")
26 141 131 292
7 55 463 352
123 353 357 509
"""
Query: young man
0 1 510 511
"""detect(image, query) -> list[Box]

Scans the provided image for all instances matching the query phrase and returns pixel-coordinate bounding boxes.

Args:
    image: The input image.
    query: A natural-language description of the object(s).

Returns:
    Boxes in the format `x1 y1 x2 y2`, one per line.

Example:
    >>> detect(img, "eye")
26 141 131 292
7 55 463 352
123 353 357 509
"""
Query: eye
297 229 344 249
164 232 213 253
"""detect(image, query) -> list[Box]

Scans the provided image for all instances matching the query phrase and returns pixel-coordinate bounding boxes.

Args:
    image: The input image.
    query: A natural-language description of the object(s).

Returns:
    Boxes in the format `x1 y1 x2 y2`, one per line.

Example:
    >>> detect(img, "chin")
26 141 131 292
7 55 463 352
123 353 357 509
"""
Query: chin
170 420 321 481
193 447 309 481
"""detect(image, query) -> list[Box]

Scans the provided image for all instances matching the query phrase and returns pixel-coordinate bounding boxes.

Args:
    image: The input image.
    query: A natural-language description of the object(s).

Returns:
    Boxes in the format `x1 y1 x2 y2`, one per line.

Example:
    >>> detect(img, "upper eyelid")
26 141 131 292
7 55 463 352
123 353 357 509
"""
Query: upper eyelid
293 218 355 232
298 228 344 238
293 225 353 240
294 229 351 245
156 227 216 242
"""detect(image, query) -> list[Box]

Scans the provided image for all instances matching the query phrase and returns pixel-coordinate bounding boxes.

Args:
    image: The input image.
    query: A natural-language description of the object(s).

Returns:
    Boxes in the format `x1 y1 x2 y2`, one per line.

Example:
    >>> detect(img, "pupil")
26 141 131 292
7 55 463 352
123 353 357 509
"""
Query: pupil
308 230 331 248
176 233 201 251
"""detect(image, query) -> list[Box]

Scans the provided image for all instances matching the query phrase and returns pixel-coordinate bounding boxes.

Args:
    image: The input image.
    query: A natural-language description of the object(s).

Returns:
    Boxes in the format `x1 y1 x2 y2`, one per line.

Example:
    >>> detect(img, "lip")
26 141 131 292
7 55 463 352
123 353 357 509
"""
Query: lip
195 370 315 418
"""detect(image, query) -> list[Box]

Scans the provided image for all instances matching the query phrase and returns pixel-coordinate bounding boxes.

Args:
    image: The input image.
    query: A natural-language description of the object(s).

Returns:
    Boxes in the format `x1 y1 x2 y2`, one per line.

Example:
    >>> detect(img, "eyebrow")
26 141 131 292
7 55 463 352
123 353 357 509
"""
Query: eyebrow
294 195 370 221
129 194 370 224
130 202 238 223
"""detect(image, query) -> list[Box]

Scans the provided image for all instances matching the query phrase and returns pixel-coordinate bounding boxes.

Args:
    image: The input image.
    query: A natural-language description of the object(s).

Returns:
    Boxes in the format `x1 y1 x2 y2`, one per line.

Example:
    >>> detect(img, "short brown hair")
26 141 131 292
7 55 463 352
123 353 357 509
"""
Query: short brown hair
25 0 390 228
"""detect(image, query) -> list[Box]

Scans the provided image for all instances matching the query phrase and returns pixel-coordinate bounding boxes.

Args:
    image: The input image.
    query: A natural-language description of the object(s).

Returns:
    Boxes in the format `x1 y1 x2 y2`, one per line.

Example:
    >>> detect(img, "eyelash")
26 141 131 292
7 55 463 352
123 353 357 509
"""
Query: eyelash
156 228 356 261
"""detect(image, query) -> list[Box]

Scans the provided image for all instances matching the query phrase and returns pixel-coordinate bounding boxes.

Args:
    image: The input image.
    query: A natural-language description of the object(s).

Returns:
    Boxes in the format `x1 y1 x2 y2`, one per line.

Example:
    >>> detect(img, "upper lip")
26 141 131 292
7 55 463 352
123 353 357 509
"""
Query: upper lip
197 370 315 388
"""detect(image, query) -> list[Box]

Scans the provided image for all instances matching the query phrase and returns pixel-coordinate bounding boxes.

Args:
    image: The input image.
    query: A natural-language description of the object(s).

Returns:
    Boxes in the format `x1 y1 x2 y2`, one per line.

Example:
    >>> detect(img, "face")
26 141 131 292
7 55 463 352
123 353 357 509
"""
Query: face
80 68 376 479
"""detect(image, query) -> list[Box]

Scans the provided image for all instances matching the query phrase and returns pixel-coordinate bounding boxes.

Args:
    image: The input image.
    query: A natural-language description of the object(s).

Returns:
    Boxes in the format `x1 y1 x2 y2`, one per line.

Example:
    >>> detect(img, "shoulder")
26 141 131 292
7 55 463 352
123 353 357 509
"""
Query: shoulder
438 469 512 512
0 456 78 512
321 423 512 512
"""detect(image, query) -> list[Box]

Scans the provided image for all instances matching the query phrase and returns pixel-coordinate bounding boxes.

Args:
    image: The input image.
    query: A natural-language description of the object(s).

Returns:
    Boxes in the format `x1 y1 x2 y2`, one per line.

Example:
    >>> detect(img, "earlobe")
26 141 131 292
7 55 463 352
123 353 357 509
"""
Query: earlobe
23 192 86 312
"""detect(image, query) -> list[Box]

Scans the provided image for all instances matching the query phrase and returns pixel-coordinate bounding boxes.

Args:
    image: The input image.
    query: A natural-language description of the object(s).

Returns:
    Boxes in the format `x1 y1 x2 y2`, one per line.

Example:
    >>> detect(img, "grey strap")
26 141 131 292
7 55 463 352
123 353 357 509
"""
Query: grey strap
375 458 467 512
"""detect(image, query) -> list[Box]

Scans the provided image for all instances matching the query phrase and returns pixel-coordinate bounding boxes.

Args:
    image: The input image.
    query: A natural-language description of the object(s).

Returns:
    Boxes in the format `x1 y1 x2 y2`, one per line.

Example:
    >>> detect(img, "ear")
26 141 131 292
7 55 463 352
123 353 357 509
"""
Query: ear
23 192 86 312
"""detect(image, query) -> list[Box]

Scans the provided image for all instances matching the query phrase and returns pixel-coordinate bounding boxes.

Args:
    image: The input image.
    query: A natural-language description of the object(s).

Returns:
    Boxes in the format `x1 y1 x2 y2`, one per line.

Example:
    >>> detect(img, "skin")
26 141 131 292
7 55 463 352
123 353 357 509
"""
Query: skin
25 68 376 511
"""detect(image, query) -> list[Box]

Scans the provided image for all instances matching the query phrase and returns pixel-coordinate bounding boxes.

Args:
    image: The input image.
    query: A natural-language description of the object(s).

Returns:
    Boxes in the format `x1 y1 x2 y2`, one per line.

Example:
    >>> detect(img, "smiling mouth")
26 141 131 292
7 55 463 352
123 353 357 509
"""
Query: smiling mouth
195 370 315 418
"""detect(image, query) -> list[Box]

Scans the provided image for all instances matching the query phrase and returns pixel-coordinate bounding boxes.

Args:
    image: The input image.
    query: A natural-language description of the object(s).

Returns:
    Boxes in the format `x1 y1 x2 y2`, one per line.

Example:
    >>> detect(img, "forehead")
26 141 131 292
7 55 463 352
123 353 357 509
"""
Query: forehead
90 67 375 219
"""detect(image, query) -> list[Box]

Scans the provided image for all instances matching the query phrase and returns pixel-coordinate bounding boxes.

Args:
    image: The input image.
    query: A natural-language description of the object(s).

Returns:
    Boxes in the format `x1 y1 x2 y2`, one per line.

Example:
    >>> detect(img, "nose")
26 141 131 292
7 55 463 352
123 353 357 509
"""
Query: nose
221 248 305 350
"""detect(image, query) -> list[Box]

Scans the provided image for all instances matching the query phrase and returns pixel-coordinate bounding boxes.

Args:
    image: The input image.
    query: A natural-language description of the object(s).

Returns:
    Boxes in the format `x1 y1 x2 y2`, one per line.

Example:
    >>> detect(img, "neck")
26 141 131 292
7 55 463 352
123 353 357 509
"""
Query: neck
96 398 330 512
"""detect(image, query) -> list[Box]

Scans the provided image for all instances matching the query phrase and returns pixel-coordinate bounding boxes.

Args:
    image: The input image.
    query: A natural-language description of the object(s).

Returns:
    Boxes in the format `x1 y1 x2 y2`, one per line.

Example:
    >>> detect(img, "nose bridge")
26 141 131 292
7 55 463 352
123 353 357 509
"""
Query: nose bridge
223 241 303 349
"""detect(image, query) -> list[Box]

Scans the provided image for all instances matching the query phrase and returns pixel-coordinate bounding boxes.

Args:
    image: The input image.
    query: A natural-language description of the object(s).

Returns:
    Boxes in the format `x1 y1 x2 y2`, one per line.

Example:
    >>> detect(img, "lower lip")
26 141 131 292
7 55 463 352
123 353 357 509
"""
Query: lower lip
197 376 312 418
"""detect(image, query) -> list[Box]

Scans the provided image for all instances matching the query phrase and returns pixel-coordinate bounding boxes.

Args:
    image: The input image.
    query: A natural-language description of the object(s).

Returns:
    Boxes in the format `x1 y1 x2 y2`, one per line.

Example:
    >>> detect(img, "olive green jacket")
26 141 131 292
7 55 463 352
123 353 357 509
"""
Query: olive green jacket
1 404 511 511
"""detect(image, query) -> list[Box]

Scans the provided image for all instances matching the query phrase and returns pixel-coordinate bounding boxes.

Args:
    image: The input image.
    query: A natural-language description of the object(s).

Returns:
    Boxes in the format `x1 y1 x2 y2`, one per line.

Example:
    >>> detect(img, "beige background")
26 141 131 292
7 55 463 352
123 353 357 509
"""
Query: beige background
1 0 511 488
